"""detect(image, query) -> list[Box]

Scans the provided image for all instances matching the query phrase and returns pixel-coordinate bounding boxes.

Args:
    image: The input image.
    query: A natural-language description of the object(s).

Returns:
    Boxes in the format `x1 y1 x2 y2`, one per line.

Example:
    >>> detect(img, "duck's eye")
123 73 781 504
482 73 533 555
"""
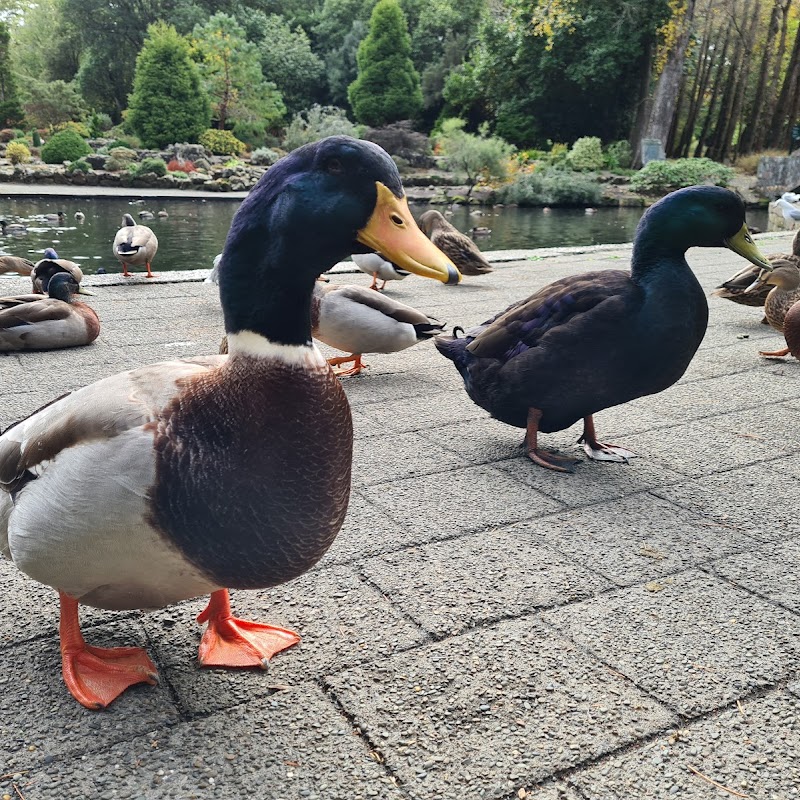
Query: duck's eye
326 158 343 175
390 213 405 227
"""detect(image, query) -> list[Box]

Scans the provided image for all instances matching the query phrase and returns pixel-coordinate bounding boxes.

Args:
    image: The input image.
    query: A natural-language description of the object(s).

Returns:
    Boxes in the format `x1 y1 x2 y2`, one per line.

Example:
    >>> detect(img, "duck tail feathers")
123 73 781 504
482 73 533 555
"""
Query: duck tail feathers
413 319 447 340
434 328 472 368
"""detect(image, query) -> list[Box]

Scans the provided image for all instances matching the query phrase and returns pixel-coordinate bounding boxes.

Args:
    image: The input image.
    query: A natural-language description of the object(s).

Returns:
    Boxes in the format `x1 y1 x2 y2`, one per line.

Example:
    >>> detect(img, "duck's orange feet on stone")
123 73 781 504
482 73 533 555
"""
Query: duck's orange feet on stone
145 262 156 278
197 589 300 669
328 353 367 377
759 347 790 357
525 408 578 473
59 593 158 710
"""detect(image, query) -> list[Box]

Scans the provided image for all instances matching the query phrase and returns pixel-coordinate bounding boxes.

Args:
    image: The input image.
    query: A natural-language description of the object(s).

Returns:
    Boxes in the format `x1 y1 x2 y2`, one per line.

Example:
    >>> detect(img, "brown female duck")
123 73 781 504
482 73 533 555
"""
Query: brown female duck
30 248 84 294
744 262 800 357
419 209 493 275
0 255 34 277
0 136 457 709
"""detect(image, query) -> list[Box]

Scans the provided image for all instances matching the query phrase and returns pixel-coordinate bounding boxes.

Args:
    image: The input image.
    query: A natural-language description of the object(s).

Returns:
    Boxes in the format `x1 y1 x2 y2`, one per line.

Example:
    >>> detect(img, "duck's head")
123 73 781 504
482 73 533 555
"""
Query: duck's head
745 262 800 294
47 272 93 302
636 186 771 271
43 247 59 260
122 213 136 227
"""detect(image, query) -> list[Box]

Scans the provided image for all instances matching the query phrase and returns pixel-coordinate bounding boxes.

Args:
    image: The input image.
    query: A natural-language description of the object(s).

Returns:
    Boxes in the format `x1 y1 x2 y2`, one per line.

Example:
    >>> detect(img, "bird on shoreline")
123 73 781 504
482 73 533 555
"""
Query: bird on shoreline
0 255 35 276
31 248 84 294
113 213 158 278
419 210 493 276
351 252 409 290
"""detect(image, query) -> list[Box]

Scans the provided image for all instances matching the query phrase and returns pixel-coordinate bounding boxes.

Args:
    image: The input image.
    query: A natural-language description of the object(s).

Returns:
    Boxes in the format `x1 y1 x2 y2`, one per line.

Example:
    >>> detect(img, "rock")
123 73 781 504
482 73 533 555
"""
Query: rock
85 154 108 170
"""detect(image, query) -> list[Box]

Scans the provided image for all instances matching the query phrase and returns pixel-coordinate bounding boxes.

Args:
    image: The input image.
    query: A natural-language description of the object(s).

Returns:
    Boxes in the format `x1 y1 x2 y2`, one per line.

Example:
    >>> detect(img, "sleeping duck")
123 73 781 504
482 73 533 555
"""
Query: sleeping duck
351 252 409 290
0 135 457 709
419 210 493 276
742 261 800 357
31 248 84 294
435 186 771 472
0 272 98 351
0 255 35 276
0 220 27 235
712 229 800 308
222 280 445 376
113 213 159 278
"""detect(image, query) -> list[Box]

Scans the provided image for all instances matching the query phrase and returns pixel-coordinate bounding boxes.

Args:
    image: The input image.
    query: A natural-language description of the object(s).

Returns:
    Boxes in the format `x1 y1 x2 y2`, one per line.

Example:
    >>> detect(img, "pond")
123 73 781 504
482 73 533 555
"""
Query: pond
0 195 770 276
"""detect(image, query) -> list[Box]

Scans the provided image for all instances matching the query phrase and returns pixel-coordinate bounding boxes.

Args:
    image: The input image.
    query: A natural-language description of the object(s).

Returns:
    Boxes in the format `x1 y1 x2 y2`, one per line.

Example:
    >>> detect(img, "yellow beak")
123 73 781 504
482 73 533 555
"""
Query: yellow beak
77 286 95 296
357 182 461 284
724 224 773 270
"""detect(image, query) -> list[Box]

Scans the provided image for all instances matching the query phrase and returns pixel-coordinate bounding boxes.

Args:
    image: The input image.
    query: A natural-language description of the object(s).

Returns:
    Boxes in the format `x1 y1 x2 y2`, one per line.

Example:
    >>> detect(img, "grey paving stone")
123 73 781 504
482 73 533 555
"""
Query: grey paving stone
143 566 426 715
707 402 800 455
0 685 404 800
509 494 758 587
421 417 527 464
542 570 800 715
360 529 612 636
710 536 800 613
0 623 179 773
571 691 800 799
327 618 676 800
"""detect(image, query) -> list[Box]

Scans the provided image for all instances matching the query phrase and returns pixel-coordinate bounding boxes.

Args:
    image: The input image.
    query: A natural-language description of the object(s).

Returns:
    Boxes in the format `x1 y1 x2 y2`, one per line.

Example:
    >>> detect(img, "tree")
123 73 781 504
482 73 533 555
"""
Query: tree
128 23 211 149
0 21 23 126
23 79 86 128
348 0 422 126
192 13 284 132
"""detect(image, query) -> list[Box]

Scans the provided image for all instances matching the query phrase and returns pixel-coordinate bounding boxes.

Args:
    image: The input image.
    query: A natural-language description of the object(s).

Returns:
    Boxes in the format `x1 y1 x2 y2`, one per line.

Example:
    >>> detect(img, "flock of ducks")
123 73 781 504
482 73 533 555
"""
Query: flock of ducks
0 136 780 709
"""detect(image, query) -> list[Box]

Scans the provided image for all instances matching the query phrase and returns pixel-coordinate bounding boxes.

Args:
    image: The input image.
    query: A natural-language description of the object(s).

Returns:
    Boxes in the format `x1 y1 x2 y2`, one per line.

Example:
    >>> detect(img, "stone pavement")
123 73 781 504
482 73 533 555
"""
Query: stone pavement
1 234 799 800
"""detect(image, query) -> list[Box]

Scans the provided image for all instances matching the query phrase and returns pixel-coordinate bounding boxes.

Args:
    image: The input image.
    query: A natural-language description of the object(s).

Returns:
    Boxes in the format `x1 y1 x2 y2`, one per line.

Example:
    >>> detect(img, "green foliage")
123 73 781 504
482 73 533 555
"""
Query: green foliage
605 140 633 170
54 120 90 138
630 158 733 193
66 157 90 173
549 143 569 164
105 138 138 151
108 146 138 163
250 147 281 166
88 111 113 137
0 22 23 127
567 137 604 171
232 121 266 149
40 129 90 163
348 0 422 127
436 118 514 196
23 80 86 129
134 157 167 177
128 23 211 149
31 130 41 147
192 13 285 132
283 104 359 151
6 140 30 164
499 167 602 207
199 128 246 155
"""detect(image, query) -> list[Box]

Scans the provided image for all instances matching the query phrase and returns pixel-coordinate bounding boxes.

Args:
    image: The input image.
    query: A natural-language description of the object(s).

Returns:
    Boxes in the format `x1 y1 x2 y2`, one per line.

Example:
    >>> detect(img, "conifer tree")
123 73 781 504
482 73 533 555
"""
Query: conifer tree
348 0 422 127
127 23 211 149
0 22 24 127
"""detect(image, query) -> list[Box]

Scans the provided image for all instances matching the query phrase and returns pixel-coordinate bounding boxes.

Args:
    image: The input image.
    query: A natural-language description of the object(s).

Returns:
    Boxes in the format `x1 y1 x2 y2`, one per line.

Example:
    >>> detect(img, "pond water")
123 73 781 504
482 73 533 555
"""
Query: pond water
0 195 770 276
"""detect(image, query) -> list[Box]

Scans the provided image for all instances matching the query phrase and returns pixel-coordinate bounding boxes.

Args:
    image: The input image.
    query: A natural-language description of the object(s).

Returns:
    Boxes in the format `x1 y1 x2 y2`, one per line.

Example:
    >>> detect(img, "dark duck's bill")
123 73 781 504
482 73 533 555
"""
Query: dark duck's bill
724 224 772 271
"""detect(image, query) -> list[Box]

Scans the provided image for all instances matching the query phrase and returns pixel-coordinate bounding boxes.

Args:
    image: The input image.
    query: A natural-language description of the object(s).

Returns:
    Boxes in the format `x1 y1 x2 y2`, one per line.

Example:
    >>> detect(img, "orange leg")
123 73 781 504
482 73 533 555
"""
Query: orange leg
369 272 380 291
327 353 367 377
525 408 577 473
378 279 387 290
759 346 790 357
145 262 156 279
578 415 637 463
197 589 300 669
119 260 131 277
59 592 158 710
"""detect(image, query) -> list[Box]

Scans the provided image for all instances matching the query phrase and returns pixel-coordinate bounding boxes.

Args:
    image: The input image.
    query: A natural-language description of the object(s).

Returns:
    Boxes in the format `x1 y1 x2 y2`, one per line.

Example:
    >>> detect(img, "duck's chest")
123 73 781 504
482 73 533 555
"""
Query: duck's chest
149 359 353 589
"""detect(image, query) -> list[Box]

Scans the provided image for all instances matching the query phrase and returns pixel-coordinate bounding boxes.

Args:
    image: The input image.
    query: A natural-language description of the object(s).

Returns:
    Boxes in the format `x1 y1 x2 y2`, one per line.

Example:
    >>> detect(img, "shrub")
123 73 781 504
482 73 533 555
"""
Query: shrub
735 149 786 176
199 128 246 156
66 158 90 174
169 170 189 180
53 120 90 138
283 105 359 151
6 141 30 164
134 157 167 177
88 112 113 138
362 121 431 166
232 120 266 149
631 157 733 193
568 136 604 171
498 167 603 206
549 142 569 165
40 129 90 163
166 158 196 173
109 146 138 163
0 128 14 142
31 130 41 147
605 140 632 170
250 147 280 166
106 137 139 151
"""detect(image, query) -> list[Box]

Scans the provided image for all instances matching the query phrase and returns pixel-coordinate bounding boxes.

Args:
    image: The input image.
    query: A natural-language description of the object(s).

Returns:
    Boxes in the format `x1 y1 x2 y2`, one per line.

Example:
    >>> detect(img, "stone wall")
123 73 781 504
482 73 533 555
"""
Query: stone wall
757 155 800 196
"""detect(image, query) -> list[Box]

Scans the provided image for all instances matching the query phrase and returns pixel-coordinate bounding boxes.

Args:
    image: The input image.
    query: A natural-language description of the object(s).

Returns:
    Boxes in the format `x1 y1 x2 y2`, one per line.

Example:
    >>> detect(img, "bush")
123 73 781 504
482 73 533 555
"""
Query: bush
66 158 90 174
283 105 359 151
88 112 113 138
631 157 733 193
735 149 785 176
40 129 91 163
6 140 30 164
167 158 196 173
53 120 90 138
134 157 167 177
109 146 138 163
498 167 603 206
250 147 280 166
605 140 632 170
105 137 139 151
31 130 41 147
567 137 604 171
198 128 246 156
232 120 266 149
0 128 14 142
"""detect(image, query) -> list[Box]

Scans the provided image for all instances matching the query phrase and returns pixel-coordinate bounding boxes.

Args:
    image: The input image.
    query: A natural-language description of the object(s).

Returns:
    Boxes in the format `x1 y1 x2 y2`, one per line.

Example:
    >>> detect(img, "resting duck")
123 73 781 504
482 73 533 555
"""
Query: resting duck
0 255 35 276
0 220 27 235
712 230 800 308
43 211 67 223
0 272 98 351
74 211 85 222
351 252 409 290
435 186 771 472
779 299 800 358
743 262 800 357
113 213 159 278
31 248 84 294
419 210 493 276
0 135 457 709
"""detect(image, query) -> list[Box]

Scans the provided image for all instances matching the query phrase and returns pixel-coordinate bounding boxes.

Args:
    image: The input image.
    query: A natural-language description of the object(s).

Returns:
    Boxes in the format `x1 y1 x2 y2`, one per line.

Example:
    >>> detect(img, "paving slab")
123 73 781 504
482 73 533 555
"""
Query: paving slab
327 617 676 800
542 570 800 716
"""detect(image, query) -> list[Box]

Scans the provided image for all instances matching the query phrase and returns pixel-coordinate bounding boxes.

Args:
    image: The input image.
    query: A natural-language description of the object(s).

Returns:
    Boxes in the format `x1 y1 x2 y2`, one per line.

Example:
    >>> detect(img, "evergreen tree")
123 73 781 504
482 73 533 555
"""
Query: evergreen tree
127 23 211 149
348 0 422 126
0 22 24 127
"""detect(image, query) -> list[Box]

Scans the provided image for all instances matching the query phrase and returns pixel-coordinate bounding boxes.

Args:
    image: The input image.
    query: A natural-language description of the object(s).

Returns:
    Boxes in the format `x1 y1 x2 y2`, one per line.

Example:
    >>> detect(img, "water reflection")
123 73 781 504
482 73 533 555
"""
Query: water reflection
0 196 770 275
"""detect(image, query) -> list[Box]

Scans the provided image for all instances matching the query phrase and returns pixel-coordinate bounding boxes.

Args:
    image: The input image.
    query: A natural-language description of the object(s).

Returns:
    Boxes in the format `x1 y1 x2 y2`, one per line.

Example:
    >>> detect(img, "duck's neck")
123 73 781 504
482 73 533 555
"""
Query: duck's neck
630 217 692 286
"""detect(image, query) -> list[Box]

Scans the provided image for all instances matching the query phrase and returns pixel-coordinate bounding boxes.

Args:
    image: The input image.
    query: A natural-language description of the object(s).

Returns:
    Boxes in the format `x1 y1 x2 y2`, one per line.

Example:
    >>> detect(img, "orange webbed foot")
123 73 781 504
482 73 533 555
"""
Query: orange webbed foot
197 590 300 669
327 353 367 377
145 262 156 279
759 347 790 358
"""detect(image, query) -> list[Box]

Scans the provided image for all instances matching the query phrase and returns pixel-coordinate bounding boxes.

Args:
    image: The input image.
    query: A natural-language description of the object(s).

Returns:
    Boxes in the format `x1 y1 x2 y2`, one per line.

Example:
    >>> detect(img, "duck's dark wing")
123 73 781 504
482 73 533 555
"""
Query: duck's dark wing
466 270 635 361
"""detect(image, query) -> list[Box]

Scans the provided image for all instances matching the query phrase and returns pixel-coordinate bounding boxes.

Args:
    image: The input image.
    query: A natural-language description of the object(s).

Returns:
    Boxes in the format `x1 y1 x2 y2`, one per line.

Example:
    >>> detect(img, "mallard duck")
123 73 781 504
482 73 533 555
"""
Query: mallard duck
31 248 84 294
138 210 155 220
0 220 27 235
113 213 158 278
435 186 771 472
0 255 34 276
0 273 98 351
742 262 800 357
43 211 67 223
419 210 493 276
470 226 491 236
74 211 85 222
712 230 800 307
157 209 169 219
0 135 458 709
780 299 800 358
351 252 409 290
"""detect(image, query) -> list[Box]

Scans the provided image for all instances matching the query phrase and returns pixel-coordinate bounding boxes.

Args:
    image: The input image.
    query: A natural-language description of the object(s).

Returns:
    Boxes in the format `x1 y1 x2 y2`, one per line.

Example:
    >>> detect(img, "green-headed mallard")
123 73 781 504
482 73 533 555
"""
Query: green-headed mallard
31 248 84 294
0 136 458 709
435 186 771 472
113 213 159 278
419 210 493 276
0 255 35 277
0 273 98 351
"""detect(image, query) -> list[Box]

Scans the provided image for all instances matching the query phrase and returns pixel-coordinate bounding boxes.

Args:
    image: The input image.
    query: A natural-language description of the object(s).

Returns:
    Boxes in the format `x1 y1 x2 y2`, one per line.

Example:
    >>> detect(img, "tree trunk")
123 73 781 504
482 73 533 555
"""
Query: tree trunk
694 14 734 157
768 11 800 149
629 38 656 168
